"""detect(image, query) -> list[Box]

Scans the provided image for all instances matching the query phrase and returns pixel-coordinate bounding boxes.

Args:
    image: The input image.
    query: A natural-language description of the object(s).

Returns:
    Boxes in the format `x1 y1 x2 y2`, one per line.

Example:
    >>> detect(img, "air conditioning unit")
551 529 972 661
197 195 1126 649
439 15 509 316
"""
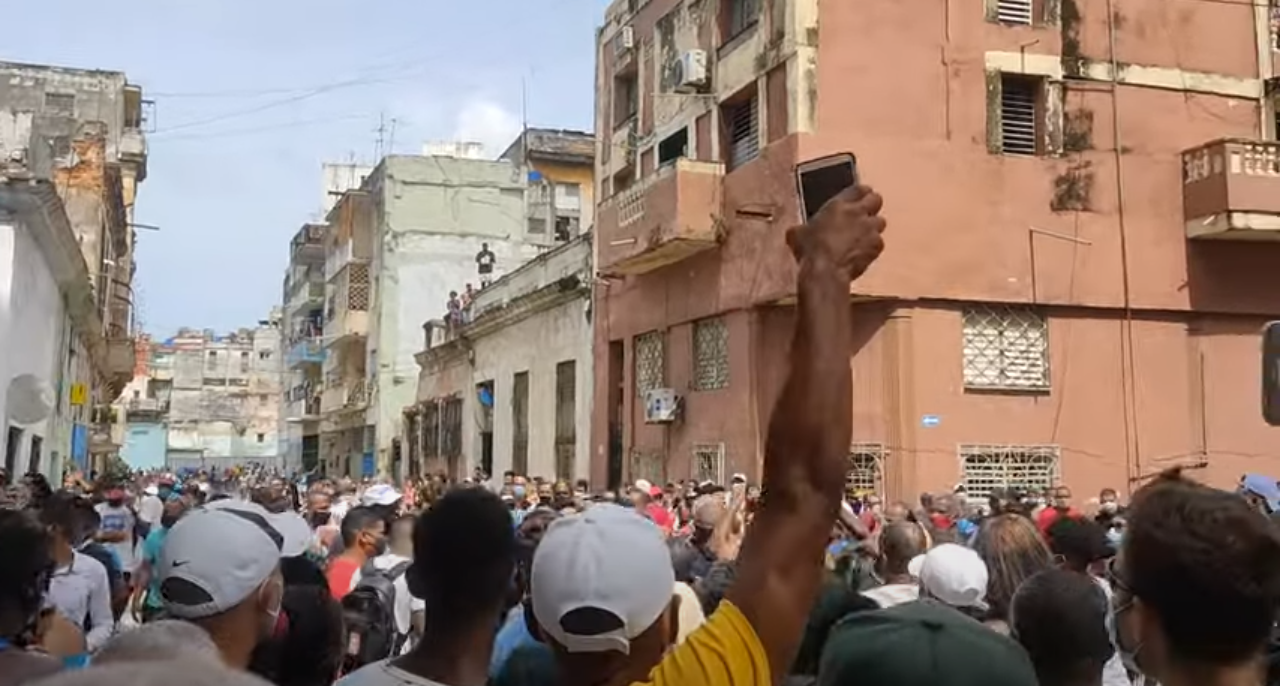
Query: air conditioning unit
675 49 709 93
621 26 635 49
643 388 680 424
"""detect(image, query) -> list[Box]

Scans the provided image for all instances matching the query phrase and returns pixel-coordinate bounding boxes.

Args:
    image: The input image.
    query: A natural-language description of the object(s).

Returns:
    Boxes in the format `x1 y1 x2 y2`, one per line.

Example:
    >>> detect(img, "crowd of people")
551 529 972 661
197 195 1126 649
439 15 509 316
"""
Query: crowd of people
4 185 1280 686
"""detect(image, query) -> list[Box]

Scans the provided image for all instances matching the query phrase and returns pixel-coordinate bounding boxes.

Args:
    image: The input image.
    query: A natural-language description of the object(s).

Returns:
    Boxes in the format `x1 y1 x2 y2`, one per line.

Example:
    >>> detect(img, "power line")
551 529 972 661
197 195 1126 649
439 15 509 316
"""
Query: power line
155 113 372 142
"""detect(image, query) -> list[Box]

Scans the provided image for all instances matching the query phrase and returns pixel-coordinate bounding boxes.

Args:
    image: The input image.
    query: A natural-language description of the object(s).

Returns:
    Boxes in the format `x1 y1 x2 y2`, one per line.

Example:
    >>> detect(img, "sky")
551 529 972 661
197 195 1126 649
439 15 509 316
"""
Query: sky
4 0 607 335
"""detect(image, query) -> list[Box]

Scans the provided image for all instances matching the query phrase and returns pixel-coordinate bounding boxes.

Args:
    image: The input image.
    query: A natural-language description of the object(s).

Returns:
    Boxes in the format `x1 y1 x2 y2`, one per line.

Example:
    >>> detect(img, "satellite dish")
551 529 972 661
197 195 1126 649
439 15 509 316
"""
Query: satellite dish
6 374 55 425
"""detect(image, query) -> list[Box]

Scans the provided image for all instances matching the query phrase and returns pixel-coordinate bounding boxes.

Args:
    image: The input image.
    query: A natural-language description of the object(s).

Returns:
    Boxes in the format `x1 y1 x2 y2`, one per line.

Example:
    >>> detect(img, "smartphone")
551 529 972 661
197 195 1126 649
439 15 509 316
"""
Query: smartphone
1264 321 1280 425
796 153 859 221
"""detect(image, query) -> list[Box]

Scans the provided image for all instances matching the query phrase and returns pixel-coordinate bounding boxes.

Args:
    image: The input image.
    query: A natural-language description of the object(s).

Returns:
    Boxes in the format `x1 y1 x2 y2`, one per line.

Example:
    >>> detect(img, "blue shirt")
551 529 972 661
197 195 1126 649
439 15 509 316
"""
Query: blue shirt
141 527 168 609
489 606 543 678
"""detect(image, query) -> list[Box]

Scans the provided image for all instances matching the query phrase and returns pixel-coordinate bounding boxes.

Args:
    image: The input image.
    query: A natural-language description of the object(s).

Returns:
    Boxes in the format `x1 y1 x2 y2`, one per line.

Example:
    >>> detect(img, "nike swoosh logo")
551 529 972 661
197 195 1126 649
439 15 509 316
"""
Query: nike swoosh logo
172 560 190 567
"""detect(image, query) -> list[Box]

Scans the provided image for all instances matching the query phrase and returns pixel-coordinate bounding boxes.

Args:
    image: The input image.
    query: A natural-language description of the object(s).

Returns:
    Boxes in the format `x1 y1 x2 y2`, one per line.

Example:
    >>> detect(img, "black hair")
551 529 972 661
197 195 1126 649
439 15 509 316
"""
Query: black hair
411 488 515 632
280 556 329 588
248 584 347 686
1010 569 1114 686
339 506 384 547
1046 516 1110 571
36 491 80 539
1125 468 1280 664
789 577 879 676
0 508 53 642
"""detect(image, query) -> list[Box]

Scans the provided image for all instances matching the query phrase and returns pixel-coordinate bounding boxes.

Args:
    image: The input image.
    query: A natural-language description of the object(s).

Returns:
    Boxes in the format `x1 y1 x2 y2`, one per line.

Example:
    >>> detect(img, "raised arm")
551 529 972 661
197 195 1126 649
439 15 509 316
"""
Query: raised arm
725 184 885 681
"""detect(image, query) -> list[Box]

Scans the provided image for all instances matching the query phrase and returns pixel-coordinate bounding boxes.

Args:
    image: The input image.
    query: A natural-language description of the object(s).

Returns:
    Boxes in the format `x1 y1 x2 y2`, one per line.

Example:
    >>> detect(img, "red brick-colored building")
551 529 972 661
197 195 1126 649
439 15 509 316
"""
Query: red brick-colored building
589 0 1280 501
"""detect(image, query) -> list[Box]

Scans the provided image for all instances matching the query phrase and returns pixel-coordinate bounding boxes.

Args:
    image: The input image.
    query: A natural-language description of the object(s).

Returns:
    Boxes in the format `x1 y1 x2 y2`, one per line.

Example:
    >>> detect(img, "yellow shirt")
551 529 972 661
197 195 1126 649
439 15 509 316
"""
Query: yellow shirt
633 600 770 686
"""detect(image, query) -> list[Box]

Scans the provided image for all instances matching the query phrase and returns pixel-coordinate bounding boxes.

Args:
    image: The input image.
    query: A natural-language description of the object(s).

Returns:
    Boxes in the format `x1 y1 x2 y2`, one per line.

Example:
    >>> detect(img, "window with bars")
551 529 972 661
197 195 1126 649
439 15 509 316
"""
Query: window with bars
347 263 370 311
512 372 530 475
726 0 761 40
998 75 1040 156
847 443 885 495
692 443 725 484
422 402 440 458
442 397 462 459
634 331 665 396
724 93 759 170
555 361 577 480
692 318 729 391
960 444 1059 499
995 0 1033 25
962 305 1049 390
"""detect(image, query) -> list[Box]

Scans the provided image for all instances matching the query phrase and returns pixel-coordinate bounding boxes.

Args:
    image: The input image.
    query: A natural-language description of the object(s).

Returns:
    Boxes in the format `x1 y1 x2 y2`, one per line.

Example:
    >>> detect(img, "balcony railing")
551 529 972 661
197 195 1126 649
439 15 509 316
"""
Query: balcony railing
346 378 368 408
1182 138 1280 240
599 158 724 274
323 263 370 345
286 339 326 368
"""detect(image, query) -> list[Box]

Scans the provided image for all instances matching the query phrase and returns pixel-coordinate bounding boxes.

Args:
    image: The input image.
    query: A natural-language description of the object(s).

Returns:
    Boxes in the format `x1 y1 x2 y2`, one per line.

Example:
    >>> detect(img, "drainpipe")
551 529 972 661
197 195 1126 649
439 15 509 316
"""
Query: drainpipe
1253 0 1275 137
1105 0 1142 494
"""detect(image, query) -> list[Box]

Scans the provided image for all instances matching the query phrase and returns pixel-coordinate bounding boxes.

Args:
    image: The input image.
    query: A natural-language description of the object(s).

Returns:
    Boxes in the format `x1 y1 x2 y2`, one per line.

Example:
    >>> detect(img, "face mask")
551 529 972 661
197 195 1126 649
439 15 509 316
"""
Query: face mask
1106 527 1123 548
1106 600 1144 675
1099 501 1119 514
369 535 388 557
106 499 124 508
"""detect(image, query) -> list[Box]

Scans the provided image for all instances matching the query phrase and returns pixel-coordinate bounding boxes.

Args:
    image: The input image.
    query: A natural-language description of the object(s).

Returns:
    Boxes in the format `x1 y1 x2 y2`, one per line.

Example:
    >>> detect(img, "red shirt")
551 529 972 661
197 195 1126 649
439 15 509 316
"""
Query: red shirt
326 557 360 600
1036 506 1080 533
646 503 674 534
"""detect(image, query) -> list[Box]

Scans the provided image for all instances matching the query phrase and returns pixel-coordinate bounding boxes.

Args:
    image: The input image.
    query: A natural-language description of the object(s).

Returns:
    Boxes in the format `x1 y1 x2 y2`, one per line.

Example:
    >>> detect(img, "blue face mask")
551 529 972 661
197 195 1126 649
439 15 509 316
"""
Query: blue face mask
1106 527 1123 549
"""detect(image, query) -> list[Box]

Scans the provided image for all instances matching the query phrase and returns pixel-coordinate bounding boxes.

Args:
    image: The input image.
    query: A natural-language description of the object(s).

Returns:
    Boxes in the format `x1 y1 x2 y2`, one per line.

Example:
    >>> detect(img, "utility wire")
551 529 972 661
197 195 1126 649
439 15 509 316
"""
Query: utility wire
156 113 373 142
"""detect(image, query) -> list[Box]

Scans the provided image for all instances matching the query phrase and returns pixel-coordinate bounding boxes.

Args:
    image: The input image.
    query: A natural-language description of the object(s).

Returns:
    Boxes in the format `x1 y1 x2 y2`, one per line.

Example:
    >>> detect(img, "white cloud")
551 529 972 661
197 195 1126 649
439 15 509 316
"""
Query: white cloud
452 99 522 158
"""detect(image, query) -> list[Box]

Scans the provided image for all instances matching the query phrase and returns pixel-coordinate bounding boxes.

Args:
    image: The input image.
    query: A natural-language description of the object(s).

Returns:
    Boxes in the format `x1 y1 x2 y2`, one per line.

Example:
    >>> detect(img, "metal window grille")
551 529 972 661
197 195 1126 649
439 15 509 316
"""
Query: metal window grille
635 331 665 396
629 448 665 485
960 444 1060 500
555 361 576 480
422 402 440 458
847 443 885 495
996 0 1034 25
512 372 530 475
693 318 729 391
692 443 725 484
999 76 1039 156
347 263 370 311
726 95 759 170
962 305 1049 390
442 397 462 459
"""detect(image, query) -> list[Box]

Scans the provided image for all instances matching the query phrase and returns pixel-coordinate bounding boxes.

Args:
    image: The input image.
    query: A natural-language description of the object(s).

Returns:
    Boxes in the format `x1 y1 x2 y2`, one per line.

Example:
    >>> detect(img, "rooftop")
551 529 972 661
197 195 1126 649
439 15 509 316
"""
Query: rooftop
499 128 595 166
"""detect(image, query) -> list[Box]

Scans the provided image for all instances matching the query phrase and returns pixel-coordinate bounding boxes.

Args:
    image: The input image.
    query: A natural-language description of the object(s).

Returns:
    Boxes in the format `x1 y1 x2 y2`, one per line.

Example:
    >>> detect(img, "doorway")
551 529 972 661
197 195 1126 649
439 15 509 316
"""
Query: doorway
606 340 625 490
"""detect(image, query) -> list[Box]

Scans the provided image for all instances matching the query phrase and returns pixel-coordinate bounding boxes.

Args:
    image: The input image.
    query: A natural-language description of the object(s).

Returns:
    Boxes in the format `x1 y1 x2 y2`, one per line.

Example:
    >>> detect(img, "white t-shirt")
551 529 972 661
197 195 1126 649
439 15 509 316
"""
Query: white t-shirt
337 660 450 686
137 494 164 526
861 583 920 608
95 503 137 571
349 553 425 647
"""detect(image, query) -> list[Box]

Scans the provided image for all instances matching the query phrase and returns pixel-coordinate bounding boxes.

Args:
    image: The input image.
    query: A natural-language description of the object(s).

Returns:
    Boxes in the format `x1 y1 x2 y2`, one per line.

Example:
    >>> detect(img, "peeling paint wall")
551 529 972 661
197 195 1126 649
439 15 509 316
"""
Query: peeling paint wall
369 156 544 472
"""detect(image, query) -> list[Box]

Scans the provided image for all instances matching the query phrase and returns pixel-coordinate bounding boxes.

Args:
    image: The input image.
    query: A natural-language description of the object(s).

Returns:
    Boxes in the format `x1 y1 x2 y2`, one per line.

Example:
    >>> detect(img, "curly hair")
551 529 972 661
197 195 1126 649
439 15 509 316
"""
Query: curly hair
974 513 1054 622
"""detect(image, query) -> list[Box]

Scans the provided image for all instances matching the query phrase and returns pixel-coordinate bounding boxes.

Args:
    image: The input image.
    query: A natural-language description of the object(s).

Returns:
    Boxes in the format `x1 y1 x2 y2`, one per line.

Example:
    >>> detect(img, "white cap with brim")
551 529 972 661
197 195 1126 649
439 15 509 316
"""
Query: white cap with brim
908 543 990 612
361 484 403 507
531 504 675 655
158 499 310 619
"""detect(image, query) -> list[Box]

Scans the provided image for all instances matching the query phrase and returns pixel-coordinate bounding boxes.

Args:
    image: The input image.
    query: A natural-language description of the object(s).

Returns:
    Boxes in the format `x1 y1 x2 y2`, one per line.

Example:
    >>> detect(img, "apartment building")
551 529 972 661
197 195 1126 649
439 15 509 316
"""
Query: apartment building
412 234 594 482
0 61 149 478
157 319 285 471
320 153 544 478
591 0 1280 499
281 223 327 473
500 128 597 242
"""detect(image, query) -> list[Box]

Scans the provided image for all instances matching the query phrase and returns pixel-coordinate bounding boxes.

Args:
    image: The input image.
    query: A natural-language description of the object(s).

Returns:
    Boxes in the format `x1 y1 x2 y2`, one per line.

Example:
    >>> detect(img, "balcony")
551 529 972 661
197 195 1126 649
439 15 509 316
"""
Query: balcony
288 394 323 421
286 339 326 369
125 397 168 420
105 337 134 379
598 159 724 275
1183 139 1280 240
325 241 355 280
323 262 370 346
319 378 368 415
286 279 325 313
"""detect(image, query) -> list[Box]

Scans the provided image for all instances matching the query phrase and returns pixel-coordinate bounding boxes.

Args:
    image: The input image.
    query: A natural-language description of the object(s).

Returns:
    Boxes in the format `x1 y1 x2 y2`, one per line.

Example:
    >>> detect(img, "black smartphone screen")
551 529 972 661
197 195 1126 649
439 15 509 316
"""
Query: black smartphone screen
800 160 857 221
1264 322 1280 426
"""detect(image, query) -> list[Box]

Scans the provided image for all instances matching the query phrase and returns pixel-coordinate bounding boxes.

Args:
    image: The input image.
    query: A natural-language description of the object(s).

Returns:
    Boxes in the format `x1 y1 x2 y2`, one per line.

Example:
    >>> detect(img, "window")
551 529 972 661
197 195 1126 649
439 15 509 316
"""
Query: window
259 394 269 403
847 443 885 496
4 426 22 474
44 92 75 115
614 75 639 127
133 390 141 400
960 444 1059 499
206 350 218 371
27 435 42 475
998 75 1040 156
259 350 272 360
634 331 666 396
528 216 547 235
512 371 530 475
725 0 760 41
692 318 729 390
240 351 251 373
657 128 689 167
692 443 725 484
554 183 582 211
962 305 1049 390
554 216 580 242
724 93 759 170
996 0 1034 25
257 433 266 443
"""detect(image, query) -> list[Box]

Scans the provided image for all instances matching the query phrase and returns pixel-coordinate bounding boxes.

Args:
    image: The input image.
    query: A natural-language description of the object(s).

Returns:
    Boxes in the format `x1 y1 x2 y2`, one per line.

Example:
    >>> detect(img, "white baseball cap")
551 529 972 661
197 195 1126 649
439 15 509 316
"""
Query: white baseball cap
158 499 310 619
633 479 652 493
361 483 402 507
907 543 989 611
530 504 675 655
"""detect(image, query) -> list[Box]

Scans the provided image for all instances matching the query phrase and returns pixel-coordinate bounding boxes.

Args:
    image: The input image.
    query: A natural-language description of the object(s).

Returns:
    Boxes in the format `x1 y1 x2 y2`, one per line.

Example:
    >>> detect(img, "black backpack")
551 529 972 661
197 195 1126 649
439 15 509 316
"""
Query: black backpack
340 559 412 673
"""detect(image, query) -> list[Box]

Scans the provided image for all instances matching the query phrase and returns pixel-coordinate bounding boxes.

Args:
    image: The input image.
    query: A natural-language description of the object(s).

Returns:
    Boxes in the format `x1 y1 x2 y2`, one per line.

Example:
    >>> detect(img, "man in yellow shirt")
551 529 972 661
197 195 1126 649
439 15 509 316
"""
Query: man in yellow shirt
528 184 887 686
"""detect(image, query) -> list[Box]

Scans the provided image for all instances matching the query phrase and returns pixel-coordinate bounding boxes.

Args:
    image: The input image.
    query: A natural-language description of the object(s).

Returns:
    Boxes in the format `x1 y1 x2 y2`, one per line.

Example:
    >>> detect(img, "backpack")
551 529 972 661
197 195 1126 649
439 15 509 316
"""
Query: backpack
340 559 412 673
